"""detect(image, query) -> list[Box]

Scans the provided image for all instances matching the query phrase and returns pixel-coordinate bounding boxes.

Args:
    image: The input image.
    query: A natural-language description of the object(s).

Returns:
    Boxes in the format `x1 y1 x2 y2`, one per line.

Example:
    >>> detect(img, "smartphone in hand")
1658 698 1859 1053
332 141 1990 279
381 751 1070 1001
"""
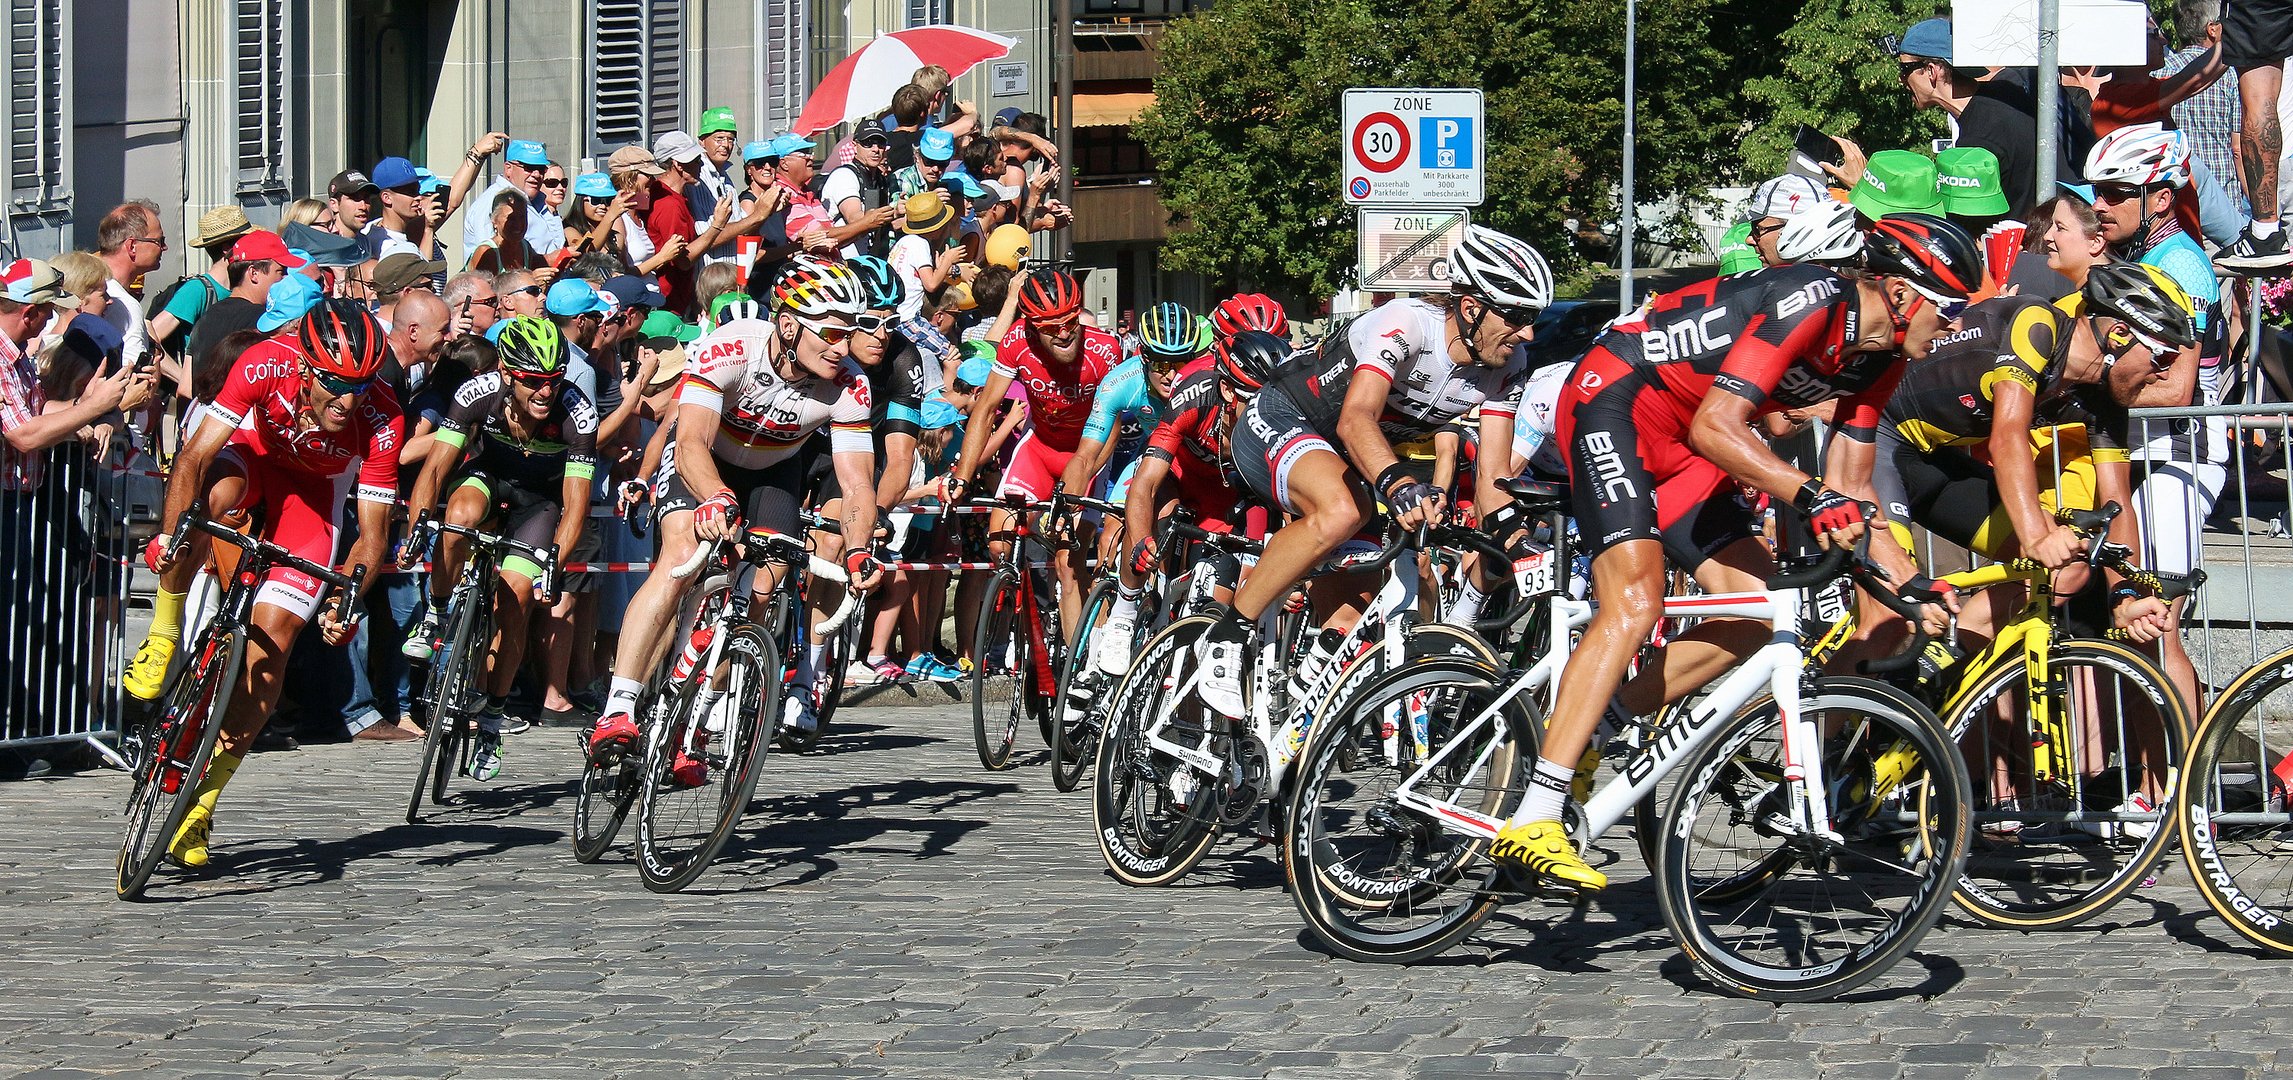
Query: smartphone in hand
1791 125 1843 176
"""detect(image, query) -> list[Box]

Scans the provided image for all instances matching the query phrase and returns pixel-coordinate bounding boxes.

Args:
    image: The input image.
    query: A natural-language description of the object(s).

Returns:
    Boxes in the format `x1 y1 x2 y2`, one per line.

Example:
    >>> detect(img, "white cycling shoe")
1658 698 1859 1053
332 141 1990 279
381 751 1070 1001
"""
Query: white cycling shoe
1093 615 1136 677
1192 630 1249 719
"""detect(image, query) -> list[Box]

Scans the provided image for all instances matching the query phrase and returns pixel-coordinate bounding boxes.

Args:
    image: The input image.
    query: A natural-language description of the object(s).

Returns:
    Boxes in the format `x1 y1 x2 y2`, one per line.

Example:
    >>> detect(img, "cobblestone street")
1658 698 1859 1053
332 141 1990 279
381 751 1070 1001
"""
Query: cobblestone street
3 701 2290 1078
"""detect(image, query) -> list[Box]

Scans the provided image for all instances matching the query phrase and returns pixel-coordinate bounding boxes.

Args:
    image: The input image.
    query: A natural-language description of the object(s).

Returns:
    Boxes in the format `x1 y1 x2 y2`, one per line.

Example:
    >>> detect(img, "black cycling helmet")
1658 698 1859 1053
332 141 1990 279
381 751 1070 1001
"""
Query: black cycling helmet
1861 213 1983 303
1214 329 1289 392
2084 260 2199 351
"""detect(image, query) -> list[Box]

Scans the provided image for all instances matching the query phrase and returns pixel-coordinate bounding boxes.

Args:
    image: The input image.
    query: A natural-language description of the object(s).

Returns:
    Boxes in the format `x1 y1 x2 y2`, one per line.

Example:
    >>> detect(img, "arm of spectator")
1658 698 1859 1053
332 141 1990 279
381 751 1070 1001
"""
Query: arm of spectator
949 367 1015 489
447 132 508 221
5 359 143 456
982 400 1026 462
688 194 740 253
941 99 980 139
2156 43 2226 111
987 274 1024 341
400 415 439 464
826 203 899 246
995 128 1060 164
634 230 687 275
146 311 183 348
597 349 658 448
1819 135 1869 189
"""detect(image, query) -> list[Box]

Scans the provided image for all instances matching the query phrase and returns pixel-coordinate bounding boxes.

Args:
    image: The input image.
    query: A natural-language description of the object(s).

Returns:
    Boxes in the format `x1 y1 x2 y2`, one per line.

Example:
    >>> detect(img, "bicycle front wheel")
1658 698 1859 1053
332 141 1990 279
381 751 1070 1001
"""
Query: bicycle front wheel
407 589 484 822
117 625 242 900
634 625 777 893
2177 646 2293 953
1052 579 1117 792
1656 677 1970 1002
1092 616 1225 886
1947 639 2188 930
972 569 1029 770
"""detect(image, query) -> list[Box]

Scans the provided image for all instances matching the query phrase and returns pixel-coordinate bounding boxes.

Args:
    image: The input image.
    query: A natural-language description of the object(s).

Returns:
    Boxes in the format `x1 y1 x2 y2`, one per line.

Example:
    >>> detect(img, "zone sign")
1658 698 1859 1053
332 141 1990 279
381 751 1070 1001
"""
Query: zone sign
1342 88 1484 206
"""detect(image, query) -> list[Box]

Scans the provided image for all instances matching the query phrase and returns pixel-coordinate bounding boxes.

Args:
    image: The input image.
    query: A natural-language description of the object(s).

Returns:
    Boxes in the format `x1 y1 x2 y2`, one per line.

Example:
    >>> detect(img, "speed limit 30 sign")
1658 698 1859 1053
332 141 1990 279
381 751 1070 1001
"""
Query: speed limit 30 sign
1342 88 1483 206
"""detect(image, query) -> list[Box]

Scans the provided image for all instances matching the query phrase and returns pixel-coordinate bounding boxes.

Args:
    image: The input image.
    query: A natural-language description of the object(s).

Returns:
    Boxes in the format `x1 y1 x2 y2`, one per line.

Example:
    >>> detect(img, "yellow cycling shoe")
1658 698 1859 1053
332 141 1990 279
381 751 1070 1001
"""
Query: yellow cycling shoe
167 804 214 869
123 637 176 702
1490 819 1607 891
1571 746 1602 804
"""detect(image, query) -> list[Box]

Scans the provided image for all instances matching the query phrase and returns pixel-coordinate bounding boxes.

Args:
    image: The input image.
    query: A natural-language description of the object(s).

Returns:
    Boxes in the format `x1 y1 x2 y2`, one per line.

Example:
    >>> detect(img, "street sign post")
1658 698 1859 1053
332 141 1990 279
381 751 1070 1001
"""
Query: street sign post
1356 208 1469 292
1342 88 1484 206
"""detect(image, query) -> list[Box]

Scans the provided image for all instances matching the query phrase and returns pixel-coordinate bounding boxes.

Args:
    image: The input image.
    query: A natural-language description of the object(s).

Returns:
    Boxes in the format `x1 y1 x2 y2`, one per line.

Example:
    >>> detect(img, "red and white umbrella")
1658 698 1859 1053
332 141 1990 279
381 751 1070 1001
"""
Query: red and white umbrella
793 26 1020 136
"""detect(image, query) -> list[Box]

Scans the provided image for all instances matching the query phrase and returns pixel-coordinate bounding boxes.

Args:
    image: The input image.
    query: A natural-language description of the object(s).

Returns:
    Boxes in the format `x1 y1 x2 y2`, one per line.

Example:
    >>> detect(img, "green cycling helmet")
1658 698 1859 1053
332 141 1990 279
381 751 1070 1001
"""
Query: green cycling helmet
1139 300 1199 361
494 316 567 377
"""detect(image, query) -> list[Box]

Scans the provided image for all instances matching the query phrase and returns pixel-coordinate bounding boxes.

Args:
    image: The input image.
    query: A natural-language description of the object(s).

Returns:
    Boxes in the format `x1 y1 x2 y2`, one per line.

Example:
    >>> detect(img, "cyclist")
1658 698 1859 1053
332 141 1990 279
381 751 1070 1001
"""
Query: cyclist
1056 300 1200 521
121 299 403 868
1493 213 1983 891
1093 329 1289 677
945 268 1122 634
589 258 885 766
397 316 598 781
1209 292 1290 341
1203 225 1550 726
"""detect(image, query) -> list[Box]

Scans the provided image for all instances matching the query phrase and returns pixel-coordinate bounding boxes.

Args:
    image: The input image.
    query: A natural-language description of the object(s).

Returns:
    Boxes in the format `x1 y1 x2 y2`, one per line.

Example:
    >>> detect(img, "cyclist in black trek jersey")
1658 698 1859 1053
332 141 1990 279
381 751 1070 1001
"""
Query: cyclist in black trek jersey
399 316 599 780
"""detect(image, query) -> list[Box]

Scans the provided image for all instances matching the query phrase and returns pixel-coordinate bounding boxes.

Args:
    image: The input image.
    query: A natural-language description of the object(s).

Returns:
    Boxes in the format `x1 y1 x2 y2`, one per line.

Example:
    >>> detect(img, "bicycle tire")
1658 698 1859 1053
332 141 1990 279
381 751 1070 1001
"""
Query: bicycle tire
636 624 776 892
116 625 242 900
1655 677 1970 1002
1946 639 2187 930
1052 579 1117 791
807 611 859 740
1092 615 1226 886
2177 645 2293 953
972 569 1028 770
407 585 483 822
1284 658 1527 962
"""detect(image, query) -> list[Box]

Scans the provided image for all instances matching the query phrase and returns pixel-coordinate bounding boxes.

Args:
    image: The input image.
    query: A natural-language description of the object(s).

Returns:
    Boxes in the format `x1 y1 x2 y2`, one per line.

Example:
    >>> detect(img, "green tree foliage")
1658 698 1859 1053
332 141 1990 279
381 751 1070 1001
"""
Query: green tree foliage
1742 0 1947 175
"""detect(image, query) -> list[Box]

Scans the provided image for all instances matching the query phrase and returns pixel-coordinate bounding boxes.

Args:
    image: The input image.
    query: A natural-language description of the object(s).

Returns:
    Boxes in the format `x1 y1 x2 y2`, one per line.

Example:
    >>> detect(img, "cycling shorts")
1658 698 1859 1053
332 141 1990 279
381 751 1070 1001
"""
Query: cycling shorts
1106 455 1141 507
1554 347 1758 570
449 468 561 583
214 445 349 622
996 432 1078 504
651 437 815 539
1880 425 2097 562
1231 386 1346 515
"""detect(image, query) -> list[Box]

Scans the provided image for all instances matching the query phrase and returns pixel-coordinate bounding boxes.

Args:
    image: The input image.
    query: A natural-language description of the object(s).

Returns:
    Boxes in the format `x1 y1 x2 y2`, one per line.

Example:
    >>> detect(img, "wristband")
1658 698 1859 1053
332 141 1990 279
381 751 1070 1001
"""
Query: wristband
1376 463 1415 499
2108 583 2146 605
1792 478 1826 516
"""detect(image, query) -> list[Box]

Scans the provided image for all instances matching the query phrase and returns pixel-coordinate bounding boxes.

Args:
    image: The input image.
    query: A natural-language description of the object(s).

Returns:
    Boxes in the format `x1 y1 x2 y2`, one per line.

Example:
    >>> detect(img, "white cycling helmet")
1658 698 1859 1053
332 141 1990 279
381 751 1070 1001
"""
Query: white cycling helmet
2083 122 2189 189
771 256 868 319
1450 225 1554 312
1774 199 1865 265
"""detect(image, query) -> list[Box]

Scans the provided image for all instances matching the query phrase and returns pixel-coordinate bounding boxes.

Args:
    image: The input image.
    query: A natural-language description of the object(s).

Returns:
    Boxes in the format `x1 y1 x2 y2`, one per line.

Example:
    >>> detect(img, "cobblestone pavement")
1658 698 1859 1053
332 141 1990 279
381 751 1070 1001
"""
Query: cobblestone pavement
3 701 2290 1079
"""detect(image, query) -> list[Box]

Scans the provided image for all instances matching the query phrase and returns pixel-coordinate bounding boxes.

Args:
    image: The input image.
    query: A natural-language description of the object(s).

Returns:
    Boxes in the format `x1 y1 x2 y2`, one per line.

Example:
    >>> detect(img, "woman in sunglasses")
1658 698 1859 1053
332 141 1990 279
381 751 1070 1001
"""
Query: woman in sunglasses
122 299 405 869
587 258 885 761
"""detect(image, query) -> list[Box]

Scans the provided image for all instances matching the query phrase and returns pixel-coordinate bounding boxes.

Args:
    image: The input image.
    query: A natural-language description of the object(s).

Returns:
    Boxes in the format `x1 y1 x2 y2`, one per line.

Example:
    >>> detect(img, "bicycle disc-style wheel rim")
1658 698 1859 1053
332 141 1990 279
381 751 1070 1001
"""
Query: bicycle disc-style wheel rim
636 630 771 892
1947 641 2186 930
2177 647 2293 953
117 628 240 900
972 572 1024 770
1657 678 1970 1002
1284 661 1523 963
1092 616 1223 886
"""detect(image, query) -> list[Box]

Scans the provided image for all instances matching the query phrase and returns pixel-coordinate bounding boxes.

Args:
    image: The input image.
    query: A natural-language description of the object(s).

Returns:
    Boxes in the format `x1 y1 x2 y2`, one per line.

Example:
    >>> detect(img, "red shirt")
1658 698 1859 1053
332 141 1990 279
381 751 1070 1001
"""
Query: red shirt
208 338 405 504
992 320 1122 452
645 179 700 315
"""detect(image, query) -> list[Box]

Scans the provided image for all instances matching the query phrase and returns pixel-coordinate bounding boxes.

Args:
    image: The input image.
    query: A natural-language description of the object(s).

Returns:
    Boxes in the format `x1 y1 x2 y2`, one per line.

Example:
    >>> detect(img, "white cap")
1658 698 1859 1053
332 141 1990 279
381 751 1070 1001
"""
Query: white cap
1749 174 1827 221
652 131 704 165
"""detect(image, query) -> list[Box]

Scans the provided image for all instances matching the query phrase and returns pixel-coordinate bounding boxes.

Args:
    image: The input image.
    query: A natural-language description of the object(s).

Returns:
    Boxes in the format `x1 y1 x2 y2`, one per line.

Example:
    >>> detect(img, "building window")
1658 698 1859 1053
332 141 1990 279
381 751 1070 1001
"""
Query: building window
6 0 69 210
760 0 807 135
235 0 290 195
1073 127 1152 183
906 0 951 27
591 0 686 154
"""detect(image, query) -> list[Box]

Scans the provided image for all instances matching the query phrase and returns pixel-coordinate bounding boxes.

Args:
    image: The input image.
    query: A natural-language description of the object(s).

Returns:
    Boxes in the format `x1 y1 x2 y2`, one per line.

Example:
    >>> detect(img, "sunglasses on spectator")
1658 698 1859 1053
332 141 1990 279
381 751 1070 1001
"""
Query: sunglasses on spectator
853 313 897 335
1898 58 1933 78
504 285 544 297
796 316 854 345
130 236 168 252
541 178 568 189
462 295 500 310
308 369 374 397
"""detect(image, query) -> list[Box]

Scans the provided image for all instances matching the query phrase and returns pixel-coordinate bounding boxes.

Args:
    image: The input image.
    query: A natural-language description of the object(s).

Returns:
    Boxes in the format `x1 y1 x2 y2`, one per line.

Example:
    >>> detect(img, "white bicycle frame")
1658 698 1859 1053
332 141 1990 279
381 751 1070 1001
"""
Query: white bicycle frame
659 535 860 756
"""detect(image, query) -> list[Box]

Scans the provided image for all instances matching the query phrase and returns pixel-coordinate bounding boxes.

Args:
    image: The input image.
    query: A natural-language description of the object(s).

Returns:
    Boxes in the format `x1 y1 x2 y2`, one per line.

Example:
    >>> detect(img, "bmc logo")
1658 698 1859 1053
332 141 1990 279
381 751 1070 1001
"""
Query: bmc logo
1775 275 1843 320
1640 307 1733 364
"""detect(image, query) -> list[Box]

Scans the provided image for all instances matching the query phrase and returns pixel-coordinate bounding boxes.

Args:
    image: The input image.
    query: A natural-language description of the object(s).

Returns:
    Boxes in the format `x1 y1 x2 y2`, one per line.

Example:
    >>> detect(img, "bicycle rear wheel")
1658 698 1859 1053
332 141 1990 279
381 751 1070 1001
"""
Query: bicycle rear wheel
1093 616 1225 886
1052 579 1117 792
636 624 778 892
1947 640 2187 930
1285 658 1527 962
972 569 1029 770
1656 677 1970 1002
407 588 484 822
2177 646 2293 953
117 624 242 900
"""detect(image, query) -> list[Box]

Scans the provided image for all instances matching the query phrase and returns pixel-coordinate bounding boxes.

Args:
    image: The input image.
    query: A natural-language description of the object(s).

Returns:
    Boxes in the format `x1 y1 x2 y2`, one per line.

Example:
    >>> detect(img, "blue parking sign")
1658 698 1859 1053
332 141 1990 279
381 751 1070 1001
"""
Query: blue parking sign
1419 116 1474 170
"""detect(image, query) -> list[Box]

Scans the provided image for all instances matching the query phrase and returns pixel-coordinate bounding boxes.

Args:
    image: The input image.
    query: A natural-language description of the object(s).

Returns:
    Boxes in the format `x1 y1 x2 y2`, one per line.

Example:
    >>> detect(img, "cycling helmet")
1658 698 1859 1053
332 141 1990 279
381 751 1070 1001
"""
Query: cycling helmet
1214 329 1290 393
296 298 388 381
1774 199 1864 265
1449 225 1554 312
846 255 905 312
1211 293 1289 339
1017 268 1083 321
708 291 762 326
2083 122 2190 190
1139 301 1199 360
771 256 866 319
493 316 567 376
1860 213 1983 303
2084 260 2200 352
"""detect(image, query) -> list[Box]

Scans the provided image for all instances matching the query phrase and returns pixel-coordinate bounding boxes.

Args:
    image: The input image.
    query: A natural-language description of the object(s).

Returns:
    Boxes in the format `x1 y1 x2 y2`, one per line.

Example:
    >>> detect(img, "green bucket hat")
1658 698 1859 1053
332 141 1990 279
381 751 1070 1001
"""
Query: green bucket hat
638 309 700 347
1716 221 1763 276
1935 146 2010 217
1849 150 1944 219
697 106 738 138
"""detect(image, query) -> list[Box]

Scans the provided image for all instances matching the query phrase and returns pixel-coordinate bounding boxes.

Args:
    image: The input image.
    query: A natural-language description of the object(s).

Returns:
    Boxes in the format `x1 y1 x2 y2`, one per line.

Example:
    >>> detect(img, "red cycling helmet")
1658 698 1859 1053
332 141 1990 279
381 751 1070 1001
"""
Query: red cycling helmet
1211 293 1289 340
297 298 388 381
1017 269 1083 321
1862 213 1983 304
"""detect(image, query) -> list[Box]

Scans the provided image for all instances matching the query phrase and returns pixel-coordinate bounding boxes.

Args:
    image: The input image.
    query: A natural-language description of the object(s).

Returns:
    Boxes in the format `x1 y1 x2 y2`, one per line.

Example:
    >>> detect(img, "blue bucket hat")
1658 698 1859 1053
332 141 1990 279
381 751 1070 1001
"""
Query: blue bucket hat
920 397 964 430
256 273 323 333
505 139 549 167
918 128 957 163
573 172 616 199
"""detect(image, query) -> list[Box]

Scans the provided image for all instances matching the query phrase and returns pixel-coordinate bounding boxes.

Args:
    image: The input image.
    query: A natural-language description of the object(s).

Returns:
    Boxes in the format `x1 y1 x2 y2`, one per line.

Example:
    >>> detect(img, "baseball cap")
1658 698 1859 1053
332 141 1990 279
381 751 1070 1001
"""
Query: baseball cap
763 133 816 159
603 274 666 312
546 278 611 317
280 223 367 268
505 139 549 167
190 205 256 249
697 106 739 138
854 121 892 147
414 167 447 195
607 145 665 178
255 272 323 333
374 252 447 295
918 128 957 163
328 169 379 198
227 229 309 269
639 309 701 347
371 156 419 191
941 172 987 200
954 354 994 389
1749 174 1827 221
1894 18 1952 61
1936 146 2010 217
992 107 1022 127
1849 150 1943 219
653 131 704 165
572 172 616 199
0 258 65 305
2057 181 2099 205
60 314 125 365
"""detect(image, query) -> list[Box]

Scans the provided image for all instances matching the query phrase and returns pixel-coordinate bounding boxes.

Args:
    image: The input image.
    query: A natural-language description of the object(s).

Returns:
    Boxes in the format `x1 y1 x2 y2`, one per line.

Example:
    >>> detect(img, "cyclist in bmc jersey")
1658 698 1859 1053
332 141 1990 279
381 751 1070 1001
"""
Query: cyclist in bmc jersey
1493 213 1983 890
123 300 403 868
398 316 598 780
591 259 885 761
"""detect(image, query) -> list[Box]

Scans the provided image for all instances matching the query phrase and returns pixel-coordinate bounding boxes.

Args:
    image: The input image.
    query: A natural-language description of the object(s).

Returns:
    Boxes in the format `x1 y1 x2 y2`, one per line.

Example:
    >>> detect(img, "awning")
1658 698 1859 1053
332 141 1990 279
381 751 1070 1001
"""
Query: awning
1071 91 1155 129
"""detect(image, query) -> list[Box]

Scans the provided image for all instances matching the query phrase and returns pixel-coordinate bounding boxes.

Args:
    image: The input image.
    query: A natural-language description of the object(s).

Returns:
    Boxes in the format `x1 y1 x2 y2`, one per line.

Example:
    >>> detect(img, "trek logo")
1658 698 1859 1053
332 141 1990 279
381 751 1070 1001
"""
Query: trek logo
1581 431 1638 503
1639 307 1734 363
1774 274 1843 320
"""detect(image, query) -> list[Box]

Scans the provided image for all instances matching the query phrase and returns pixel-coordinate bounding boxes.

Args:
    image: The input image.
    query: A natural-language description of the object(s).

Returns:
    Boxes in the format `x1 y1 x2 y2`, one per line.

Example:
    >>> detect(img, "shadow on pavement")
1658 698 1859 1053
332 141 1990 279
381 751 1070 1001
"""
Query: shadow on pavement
689 777 1023 893
132 819 564 901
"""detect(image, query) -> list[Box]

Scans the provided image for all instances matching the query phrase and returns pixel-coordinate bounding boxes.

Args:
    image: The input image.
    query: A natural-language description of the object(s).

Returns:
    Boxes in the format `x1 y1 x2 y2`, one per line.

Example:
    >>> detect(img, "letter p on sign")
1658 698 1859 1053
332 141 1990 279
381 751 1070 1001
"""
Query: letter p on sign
1422 117 1472 170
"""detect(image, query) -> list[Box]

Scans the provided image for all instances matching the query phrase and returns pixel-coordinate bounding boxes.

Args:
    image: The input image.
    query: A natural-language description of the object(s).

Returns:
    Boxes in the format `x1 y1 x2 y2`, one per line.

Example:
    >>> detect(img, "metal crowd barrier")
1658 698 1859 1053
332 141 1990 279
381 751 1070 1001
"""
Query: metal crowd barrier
1 444 132 766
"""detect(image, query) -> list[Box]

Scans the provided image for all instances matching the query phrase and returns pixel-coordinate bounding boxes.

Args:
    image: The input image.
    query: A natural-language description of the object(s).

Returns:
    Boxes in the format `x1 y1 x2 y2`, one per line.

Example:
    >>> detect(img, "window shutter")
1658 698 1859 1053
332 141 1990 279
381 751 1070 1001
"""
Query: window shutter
7 0 64 206
234 0 288 194
591 0 685 154
646 2 684 138
760 0 806 135
905 0 950 27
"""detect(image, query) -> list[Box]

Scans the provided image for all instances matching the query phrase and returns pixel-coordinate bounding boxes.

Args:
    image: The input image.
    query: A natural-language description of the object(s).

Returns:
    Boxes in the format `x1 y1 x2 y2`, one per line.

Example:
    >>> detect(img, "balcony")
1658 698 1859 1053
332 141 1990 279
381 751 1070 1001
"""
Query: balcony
1074 24 1164 81
1070 181 1167 244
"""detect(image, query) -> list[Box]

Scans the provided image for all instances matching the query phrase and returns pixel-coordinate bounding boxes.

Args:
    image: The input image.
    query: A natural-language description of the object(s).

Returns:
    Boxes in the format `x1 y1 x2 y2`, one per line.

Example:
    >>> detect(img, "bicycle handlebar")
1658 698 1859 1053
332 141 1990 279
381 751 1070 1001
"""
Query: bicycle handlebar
407 510 560 599
167 509 366 621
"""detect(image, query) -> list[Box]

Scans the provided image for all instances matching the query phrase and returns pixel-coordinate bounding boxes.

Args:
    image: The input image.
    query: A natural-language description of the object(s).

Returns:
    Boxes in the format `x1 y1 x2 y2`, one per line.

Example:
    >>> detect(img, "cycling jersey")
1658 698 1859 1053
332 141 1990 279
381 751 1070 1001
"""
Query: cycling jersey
1141 359 1251 532
1270 298 1525 449
1508 363 1570 479
993 319 1122 452
1079 357 1174 451
432 371 602 494
868 336 933 439
680 317 874 470
1881 294 2129 461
